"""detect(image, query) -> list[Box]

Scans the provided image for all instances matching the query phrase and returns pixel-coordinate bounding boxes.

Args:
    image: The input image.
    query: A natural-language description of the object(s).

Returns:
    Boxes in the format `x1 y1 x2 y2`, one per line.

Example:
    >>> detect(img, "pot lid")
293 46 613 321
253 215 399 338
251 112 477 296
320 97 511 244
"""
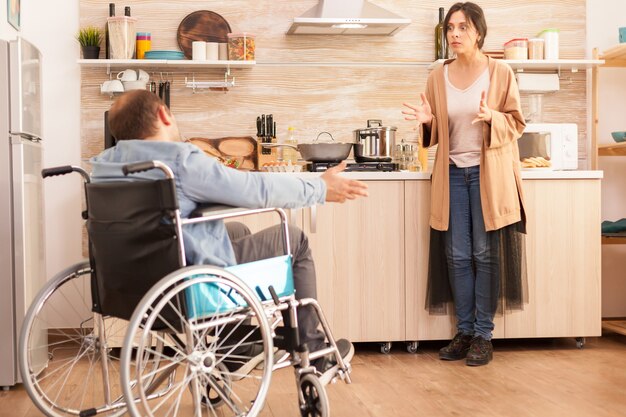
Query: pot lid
354 125 397 133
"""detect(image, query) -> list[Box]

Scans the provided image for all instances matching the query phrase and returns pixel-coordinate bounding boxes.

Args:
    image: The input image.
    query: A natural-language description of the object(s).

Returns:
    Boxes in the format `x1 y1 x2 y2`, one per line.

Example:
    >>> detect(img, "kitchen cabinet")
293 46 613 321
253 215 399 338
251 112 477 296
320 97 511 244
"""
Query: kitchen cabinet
406 178 600 343
304 181 406 343
592 43 626 336
505 179 601 339
229 174 601 346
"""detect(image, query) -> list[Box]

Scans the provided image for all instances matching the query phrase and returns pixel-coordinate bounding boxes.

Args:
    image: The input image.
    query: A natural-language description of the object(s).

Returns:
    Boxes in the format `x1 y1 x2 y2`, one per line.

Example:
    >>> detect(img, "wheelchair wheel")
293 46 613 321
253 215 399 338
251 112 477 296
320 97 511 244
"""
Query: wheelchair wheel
120 265 274 417
19 260 161 417
299 374 329 417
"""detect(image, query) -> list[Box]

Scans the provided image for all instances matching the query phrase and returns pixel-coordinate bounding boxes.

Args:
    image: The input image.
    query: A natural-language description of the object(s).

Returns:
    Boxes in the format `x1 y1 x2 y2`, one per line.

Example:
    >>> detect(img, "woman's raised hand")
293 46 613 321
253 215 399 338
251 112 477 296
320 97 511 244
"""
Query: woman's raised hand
402 93 433 126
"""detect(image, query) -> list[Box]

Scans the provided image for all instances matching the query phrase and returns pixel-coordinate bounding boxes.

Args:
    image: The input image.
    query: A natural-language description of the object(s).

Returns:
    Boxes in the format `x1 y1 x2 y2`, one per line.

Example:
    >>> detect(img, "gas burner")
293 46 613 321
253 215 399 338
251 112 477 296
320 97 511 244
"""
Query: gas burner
307 162 399 172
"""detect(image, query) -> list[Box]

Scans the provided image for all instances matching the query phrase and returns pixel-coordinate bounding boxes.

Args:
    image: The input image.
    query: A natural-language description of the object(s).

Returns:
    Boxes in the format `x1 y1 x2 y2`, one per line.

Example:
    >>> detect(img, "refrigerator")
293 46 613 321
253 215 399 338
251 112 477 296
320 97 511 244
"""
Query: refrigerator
0 37 46 388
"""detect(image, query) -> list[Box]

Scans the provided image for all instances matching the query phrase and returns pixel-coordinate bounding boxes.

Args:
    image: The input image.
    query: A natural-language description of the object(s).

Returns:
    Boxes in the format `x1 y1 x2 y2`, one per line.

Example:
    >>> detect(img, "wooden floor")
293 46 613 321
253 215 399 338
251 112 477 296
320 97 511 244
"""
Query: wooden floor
3 333 626 417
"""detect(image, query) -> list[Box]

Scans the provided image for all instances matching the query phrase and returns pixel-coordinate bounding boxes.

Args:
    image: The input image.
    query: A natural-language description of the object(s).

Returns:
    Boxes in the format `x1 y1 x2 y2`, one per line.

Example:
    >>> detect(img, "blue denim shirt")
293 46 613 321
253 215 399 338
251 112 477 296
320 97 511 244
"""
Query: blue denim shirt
90 140 326 267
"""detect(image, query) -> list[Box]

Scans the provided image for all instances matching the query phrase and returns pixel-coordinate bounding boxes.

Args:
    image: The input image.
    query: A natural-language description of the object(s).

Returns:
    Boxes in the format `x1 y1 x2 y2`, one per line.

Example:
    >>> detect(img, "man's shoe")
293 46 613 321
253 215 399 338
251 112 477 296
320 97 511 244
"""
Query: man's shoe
466 336 493 366
439 332 473 361
312 338 354 385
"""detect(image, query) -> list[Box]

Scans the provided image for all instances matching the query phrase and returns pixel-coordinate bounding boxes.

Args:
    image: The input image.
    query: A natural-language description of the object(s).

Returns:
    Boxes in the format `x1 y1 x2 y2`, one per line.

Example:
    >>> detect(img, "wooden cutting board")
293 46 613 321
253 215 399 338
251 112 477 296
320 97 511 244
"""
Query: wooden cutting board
188 136 258 171
177 10 231 59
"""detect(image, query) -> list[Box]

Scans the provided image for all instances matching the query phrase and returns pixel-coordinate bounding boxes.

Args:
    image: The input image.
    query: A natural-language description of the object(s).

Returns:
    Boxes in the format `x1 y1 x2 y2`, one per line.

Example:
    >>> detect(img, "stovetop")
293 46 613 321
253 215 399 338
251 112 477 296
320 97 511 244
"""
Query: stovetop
307 162 399 172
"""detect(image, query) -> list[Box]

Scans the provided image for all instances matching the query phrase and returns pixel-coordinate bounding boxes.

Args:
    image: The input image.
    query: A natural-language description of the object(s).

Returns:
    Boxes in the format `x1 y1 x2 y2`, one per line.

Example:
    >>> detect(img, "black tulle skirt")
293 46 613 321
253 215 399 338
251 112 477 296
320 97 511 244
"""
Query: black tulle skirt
425 221 528 315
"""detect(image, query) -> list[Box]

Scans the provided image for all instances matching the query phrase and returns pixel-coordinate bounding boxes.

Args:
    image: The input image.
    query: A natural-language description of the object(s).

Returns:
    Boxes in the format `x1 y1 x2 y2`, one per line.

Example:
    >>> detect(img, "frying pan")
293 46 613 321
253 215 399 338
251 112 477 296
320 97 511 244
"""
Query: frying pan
263 132 353 163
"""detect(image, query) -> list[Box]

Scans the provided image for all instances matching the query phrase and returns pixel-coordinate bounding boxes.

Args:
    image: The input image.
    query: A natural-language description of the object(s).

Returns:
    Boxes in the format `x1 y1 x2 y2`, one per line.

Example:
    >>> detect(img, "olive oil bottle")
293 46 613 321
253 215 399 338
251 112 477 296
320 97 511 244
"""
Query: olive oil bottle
435 7 447 60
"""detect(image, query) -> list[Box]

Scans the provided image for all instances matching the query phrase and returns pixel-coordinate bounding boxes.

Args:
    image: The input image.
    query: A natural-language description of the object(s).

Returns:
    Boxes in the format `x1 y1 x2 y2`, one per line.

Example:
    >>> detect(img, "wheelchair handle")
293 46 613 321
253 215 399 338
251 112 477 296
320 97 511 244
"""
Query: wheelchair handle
42 166 74 178
123 160 174 179
42 166 90 183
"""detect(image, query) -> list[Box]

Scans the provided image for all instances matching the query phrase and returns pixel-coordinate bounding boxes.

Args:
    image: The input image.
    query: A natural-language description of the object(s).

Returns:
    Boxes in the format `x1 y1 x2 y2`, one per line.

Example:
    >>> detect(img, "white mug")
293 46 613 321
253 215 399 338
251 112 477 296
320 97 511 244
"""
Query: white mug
192 41 207 61
218 43 228 60
101 79 124 94
116 69 137 82
137 69 150 82
206 42 219 60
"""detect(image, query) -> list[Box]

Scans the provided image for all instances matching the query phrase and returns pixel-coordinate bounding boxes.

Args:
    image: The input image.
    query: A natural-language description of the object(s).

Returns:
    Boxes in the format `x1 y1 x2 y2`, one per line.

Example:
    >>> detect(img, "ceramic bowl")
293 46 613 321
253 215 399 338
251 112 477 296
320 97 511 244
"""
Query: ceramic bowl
122 80 147 91
611 131 626 143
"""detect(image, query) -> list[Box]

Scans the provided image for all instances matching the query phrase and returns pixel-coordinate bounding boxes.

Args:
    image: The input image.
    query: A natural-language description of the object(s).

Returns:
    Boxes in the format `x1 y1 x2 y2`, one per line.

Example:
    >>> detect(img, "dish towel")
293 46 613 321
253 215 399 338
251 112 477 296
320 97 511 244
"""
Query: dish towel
601 218 626 234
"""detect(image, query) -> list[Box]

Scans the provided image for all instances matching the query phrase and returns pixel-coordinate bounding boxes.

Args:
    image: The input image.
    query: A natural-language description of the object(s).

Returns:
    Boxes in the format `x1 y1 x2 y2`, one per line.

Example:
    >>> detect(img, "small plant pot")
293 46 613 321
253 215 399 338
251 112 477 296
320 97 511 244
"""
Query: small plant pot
81 46 101 59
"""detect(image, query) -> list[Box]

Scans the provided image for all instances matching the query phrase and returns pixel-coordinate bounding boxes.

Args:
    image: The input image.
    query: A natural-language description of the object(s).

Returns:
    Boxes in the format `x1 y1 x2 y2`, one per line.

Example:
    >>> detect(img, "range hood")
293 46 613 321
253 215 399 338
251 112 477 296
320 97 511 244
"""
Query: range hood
287 0 411 36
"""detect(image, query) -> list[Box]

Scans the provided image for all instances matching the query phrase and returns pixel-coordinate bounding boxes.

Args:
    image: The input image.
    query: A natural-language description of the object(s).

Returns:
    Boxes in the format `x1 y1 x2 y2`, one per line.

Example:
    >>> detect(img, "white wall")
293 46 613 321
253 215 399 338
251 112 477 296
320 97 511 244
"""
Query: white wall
587 0 626 317
1 2 83 282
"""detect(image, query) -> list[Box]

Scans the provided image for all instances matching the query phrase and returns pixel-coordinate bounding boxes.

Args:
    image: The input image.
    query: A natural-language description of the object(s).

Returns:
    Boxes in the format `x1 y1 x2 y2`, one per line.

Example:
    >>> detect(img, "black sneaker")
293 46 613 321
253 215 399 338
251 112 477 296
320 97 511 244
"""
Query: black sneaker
439 332 473 361
466 336 493 366
312 338 354 385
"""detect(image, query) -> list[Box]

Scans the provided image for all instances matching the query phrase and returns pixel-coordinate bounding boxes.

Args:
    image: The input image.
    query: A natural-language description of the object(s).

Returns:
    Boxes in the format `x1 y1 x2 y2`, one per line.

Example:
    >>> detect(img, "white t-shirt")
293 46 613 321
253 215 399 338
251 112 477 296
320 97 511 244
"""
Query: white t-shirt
444 64 490 167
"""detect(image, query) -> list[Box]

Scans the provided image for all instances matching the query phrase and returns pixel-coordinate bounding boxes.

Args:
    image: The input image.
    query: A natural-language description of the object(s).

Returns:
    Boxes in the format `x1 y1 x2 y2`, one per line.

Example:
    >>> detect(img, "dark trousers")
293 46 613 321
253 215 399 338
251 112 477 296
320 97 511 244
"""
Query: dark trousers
226 222 326 352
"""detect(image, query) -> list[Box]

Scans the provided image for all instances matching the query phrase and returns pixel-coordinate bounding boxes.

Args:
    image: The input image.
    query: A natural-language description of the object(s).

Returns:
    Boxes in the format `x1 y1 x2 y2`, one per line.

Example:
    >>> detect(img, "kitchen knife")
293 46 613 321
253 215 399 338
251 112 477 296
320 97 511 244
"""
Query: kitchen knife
256 116 262 137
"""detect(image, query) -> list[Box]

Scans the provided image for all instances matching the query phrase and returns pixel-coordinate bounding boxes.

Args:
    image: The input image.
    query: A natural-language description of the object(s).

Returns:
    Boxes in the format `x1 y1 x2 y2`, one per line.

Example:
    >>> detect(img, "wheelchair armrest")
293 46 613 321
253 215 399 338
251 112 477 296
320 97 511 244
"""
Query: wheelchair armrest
188 204 287 223
184 205 293 258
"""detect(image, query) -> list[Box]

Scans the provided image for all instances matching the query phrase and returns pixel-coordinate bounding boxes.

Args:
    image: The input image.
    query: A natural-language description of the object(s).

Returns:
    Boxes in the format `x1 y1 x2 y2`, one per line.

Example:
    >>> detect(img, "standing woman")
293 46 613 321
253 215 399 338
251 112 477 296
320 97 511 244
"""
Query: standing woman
402 2 527 366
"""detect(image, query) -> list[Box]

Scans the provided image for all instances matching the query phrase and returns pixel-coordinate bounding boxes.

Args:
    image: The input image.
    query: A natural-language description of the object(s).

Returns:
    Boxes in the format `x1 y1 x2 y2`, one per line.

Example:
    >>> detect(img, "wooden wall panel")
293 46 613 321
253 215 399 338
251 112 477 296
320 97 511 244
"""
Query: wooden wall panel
80 0 588 161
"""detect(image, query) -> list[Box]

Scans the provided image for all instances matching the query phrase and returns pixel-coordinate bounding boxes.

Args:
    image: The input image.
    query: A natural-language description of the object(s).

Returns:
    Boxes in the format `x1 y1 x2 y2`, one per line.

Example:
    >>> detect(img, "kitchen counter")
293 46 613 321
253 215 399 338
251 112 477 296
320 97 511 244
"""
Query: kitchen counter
287 170 603 180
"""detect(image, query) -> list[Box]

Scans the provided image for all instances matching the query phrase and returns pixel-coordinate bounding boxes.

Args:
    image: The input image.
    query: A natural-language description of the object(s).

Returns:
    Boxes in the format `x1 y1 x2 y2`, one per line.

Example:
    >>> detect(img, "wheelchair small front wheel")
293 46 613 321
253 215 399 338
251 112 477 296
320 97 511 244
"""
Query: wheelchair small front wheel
120 265 274 417
299 374 329 417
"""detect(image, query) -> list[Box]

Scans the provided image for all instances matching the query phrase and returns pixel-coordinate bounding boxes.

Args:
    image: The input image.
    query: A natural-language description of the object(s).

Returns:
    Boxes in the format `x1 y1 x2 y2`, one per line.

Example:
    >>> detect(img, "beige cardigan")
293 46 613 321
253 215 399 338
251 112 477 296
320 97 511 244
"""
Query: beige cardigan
421 57 527 232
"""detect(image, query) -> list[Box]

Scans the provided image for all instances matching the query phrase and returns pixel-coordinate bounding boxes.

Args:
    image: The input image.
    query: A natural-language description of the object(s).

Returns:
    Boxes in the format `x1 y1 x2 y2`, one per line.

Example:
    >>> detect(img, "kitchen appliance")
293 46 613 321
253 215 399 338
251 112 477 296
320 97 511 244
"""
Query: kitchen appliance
307 161 398 172
0 37 47 388
353 119 396 162
519 123 578 170
287 0 410 35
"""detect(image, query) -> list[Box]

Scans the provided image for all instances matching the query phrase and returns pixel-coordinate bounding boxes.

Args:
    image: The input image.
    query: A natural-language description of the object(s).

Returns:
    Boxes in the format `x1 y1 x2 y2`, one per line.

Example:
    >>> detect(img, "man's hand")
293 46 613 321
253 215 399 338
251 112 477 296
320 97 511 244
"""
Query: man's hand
471 90 492 125
321 161 369 203
402 93 434 126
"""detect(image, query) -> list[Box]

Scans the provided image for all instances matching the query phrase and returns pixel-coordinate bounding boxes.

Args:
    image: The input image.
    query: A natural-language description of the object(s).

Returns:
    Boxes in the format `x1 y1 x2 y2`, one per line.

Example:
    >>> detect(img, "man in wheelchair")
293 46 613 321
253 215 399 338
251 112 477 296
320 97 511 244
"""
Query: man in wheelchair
90 90 368 380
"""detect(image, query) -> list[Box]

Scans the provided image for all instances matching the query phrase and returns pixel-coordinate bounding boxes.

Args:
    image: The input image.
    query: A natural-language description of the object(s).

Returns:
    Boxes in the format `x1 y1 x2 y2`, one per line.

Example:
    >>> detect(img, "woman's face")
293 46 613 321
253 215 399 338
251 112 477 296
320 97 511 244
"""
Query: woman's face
446 11 480 54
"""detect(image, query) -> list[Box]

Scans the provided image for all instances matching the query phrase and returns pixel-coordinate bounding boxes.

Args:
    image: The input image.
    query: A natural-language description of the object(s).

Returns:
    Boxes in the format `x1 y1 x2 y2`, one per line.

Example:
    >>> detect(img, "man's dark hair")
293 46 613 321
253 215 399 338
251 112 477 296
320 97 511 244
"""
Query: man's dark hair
444 2 488 50
108 90 167 140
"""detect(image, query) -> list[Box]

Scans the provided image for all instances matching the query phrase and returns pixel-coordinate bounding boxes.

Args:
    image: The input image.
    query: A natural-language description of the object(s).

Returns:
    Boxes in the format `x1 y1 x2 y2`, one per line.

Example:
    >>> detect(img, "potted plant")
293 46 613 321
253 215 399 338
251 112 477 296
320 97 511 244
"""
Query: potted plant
77 26 103 59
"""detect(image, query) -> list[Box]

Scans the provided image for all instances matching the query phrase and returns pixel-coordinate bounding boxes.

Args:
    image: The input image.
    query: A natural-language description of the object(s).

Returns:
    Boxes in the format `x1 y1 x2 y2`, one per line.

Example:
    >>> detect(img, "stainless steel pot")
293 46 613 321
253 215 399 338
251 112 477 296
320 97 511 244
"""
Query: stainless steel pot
262 132 353 162
353 119 397 163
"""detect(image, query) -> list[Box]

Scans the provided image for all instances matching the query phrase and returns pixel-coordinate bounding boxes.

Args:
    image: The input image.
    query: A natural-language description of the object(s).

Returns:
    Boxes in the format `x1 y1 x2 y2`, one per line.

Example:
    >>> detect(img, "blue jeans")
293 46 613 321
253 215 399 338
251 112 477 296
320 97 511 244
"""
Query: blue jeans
445 165 498 340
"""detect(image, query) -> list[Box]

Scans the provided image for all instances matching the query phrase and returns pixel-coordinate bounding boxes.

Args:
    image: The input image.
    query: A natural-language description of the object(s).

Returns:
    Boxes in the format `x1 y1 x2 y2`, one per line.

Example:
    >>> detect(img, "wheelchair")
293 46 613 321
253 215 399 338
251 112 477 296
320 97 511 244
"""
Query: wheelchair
19 160 352 417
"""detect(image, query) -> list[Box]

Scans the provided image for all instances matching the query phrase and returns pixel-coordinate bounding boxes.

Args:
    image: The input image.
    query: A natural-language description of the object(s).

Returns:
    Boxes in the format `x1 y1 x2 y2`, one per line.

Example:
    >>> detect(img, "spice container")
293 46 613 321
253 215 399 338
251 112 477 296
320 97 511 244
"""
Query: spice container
538 28 559 59
227 33 255 61
504 38 528 60
136 32 151 59
528 38 544 60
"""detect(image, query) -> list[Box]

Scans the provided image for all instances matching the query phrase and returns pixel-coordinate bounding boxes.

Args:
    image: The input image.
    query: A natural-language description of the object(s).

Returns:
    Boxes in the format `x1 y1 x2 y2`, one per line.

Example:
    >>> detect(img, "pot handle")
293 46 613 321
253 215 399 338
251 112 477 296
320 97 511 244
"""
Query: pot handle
315 131 335 143
367 119 383 128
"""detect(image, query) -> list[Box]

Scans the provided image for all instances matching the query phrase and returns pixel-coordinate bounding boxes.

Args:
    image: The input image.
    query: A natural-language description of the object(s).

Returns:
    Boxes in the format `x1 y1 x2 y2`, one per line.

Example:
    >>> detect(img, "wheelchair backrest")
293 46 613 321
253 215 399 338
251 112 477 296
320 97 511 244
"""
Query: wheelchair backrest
86 178 183 321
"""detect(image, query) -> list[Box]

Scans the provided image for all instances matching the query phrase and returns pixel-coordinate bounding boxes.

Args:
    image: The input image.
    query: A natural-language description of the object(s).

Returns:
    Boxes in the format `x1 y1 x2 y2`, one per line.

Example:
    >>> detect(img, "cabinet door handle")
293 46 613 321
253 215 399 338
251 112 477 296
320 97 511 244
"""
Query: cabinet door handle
310 205 317 234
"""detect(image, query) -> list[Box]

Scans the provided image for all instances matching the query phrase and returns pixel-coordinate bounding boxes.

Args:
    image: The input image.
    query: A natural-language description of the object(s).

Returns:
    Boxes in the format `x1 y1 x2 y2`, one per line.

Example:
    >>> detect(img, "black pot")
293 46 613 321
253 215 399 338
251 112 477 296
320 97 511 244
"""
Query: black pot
81 46 101 59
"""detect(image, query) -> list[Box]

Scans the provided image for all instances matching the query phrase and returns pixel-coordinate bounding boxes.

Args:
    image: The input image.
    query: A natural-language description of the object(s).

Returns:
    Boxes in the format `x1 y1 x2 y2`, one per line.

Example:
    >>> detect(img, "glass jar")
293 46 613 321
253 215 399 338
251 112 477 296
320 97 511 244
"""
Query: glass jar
227 33 256 61
528 38 544 60
504 38 528 60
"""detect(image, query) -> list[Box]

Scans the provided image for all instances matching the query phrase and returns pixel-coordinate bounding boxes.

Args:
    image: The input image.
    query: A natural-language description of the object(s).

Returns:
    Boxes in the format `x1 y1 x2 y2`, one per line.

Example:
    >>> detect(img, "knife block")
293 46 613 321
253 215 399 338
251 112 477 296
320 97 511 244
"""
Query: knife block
257 136 277 168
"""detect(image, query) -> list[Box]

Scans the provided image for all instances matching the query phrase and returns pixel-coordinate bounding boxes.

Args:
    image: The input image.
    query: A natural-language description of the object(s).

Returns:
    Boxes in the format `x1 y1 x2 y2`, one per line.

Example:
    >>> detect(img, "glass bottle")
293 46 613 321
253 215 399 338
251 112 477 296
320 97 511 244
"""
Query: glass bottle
435 7 447 60
283 127 299 164
105 3 115 59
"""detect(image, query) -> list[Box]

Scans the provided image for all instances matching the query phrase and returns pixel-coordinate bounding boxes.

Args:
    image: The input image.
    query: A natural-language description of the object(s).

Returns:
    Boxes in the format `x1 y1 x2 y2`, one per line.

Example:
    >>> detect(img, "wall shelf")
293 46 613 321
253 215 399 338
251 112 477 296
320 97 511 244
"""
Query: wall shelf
429 58 603 72
598 141 626 156
78 59 255 72
599 44 626 67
